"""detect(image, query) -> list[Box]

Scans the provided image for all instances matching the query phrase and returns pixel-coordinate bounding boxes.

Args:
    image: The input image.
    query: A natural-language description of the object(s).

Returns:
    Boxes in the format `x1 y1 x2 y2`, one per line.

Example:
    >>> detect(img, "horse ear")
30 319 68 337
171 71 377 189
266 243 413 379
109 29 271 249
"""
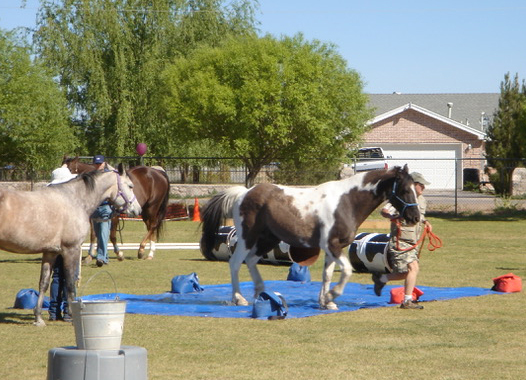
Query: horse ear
118 163 125 175
403 164 409 173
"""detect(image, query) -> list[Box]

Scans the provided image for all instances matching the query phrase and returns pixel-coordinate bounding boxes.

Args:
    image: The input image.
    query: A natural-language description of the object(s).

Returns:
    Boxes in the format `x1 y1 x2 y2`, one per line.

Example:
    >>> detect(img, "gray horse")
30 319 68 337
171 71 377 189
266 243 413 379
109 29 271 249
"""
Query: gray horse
0 164 141 326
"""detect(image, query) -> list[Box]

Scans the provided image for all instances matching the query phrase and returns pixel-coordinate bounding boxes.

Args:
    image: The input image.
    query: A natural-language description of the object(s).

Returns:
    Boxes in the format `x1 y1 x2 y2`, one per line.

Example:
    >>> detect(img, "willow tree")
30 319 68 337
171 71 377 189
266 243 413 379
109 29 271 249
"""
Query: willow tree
0 30 76 177
33 0 257 157
161 34 372 186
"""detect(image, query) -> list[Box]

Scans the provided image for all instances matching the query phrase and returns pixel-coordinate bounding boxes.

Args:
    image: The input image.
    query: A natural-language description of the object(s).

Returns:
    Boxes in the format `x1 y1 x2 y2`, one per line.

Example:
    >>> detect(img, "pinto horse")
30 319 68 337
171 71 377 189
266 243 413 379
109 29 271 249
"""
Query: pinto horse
0 166 141 326
62 156 170 259
201 165 420 310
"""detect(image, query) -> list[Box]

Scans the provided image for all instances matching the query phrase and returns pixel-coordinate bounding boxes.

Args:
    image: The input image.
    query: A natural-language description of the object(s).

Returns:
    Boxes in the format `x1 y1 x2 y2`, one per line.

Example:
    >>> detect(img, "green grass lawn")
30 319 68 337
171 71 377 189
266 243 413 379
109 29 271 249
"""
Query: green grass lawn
1 216 525 380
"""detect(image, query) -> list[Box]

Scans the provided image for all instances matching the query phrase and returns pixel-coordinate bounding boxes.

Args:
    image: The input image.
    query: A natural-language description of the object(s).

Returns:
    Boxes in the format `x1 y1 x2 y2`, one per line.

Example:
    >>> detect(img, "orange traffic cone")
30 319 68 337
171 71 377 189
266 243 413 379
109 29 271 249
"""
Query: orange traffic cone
192 197 201 222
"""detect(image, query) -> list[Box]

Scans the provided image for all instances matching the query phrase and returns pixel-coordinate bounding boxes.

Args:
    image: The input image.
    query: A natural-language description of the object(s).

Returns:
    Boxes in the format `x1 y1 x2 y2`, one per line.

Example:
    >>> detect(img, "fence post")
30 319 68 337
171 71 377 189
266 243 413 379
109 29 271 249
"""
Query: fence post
454 158 458 215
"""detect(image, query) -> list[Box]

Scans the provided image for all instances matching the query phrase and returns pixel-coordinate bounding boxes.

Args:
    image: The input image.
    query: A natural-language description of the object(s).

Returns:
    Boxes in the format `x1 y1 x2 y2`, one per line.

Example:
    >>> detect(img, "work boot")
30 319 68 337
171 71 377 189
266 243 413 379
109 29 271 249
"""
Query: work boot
400 300 424 309
96 259 104 267
372 273 385 296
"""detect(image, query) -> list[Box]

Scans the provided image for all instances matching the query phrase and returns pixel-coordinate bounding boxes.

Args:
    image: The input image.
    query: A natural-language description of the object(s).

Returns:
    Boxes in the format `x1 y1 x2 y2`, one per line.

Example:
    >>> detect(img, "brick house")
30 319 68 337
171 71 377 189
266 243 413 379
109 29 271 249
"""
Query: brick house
365 93 499 189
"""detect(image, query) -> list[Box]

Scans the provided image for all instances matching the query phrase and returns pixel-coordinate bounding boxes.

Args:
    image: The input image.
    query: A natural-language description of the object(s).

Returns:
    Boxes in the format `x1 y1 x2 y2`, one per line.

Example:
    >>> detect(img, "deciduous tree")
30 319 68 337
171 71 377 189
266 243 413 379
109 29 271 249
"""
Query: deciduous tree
0 30 76 177
161 34 372 186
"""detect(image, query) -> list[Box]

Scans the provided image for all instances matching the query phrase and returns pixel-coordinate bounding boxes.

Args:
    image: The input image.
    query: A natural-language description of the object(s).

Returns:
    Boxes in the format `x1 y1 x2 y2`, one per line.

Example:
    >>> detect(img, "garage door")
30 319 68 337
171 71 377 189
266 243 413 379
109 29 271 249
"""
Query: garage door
381 144 461 190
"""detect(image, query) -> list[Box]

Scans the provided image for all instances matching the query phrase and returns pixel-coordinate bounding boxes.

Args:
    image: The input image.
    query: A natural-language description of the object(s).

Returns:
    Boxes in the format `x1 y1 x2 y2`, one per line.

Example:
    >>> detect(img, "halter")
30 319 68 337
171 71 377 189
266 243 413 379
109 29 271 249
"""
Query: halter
389 180 418 218
113 170 137 212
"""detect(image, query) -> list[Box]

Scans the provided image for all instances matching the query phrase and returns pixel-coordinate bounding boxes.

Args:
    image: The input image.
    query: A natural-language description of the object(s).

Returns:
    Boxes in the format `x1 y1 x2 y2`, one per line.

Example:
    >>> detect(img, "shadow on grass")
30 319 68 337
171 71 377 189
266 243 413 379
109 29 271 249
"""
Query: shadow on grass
0 257 41 264
428 209 526 222
0 310 35 325
496 266 526 271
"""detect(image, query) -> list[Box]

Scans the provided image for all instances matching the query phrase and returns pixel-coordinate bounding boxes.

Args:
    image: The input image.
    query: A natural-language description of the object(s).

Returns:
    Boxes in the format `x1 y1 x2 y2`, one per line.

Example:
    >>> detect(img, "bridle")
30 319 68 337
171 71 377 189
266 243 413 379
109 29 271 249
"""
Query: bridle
389 179 418 218
113 170 137 212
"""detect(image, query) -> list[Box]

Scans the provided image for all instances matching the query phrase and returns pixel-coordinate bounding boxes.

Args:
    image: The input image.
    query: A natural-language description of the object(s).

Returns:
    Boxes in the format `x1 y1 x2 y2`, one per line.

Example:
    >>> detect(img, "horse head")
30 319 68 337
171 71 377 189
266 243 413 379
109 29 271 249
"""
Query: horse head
386 164 420 225
110 163 142 217
62 155 97 174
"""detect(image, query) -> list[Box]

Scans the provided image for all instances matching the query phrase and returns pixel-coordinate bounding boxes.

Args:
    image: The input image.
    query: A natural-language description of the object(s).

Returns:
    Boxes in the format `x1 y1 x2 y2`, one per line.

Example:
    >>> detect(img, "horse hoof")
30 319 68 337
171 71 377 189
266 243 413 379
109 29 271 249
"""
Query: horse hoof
138 252 144 260
146 256 153 260
117 252 124 261
34 319 46 327
234 297 249 306
321 302 338 311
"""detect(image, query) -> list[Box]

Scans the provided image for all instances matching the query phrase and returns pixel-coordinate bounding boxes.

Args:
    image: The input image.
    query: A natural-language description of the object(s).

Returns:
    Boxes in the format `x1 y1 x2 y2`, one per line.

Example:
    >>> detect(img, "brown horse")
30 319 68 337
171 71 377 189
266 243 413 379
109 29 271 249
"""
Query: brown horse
0 167 141 326
201 165 420 310
62 156 171 259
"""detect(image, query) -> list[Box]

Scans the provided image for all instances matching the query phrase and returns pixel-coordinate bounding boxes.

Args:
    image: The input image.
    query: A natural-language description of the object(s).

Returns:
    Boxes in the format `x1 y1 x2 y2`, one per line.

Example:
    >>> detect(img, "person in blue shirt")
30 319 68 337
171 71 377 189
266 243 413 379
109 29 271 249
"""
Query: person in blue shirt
84 155 114 267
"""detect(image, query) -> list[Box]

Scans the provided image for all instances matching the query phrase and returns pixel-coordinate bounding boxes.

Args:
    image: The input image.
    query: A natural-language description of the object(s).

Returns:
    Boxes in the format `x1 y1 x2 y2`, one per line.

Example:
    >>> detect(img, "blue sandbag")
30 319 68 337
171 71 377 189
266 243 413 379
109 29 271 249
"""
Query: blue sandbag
251 291 288 319
287 263 311 282
171 272 204 294
14 288 50 309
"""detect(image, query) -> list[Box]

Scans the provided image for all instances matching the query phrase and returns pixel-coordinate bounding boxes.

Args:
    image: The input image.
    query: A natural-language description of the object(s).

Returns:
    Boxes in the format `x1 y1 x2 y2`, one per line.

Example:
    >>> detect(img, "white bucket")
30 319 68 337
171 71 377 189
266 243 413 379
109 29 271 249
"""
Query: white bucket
72 271 126 350
71 299 126 350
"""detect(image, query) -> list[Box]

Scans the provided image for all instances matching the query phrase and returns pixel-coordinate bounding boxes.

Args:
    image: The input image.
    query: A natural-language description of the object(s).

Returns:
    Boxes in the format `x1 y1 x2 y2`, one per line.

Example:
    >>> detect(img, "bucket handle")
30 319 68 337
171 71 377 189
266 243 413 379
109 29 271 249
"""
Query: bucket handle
77 270 120 303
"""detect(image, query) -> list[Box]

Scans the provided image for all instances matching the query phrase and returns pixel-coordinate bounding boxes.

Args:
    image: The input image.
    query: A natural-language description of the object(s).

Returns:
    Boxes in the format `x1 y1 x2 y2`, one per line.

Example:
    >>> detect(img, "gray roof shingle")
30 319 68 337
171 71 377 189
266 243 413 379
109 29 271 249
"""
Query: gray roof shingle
368 93 499 132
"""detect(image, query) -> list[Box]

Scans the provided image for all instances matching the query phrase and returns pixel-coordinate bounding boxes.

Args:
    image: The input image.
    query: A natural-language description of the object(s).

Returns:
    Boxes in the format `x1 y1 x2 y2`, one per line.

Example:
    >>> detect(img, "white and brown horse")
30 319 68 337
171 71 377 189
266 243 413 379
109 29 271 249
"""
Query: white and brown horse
201 165 420 310
0 165 141 326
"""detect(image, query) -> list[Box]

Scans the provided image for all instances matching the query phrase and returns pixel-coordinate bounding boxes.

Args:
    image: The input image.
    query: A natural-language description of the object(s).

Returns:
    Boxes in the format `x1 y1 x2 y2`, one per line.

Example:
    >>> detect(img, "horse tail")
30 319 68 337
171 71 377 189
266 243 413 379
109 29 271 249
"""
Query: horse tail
201 186 247 255
154 169 171 241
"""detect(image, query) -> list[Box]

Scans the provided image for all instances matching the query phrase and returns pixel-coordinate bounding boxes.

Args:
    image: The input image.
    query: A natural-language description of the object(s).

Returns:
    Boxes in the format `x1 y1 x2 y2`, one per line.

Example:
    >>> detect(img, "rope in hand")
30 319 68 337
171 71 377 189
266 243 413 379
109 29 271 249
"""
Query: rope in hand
394 218 443 253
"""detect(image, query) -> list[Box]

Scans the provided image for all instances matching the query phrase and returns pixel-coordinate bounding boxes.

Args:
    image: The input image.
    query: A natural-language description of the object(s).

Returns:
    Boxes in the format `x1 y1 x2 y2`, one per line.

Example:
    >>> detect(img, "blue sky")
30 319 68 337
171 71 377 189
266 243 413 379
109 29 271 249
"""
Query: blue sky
1 0 525 94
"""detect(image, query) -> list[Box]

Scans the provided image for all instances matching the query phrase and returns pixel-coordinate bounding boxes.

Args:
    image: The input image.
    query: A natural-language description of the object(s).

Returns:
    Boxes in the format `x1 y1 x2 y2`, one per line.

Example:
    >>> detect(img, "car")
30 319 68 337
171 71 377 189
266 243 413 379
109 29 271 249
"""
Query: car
352 147 388 172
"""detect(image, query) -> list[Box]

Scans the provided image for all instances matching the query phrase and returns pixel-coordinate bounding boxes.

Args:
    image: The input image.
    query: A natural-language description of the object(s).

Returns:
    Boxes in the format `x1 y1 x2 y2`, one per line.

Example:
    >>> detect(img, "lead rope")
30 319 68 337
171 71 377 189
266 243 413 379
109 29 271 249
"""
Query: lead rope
394 218 443 254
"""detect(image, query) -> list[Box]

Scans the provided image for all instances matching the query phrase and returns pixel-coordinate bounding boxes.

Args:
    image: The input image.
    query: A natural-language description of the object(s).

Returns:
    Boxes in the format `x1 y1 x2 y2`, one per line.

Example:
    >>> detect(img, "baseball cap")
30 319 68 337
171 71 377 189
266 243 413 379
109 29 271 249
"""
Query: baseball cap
410 172 430 185
48 167 77 186
93 155 105 164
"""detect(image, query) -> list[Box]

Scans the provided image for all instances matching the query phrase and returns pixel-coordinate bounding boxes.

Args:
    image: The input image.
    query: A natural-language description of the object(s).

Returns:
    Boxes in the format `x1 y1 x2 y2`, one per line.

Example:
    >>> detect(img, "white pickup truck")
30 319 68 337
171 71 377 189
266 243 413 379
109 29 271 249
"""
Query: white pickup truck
340 147 388 179
353 147 388 172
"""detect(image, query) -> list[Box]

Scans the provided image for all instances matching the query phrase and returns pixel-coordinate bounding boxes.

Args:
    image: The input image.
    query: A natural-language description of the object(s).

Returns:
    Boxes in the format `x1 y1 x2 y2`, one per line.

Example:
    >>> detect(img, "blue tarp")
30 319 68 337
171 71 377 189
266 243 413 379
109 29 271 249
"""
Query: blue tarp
79 281 502 319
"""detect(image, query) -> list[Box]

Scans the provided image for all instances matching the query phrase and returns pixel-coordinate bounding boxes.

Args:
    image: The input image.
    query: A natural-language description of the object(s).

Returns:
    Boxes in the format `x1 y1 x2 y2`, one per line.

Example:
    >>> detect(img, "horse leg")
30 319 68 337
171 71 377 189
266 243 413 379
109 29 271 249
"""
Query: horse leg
137 229 153 259
245 251 265 299
84 220 96 264
319 254 338 310
110 216 123 261
34 253 56 326
323 254 353 310
76 247 82 288
62 247 81 320
146 233 157 260
229 243 251 306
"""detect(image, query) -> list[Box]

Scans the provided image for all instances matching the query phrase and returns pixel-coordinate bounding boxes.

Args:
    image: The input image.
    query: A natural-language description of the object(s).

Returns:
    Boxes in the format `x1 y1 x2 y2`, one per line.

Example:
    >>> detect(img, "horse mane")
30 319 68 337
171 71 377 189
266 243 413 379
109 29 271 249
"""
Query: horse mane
79 170 101 191
365 166 407 199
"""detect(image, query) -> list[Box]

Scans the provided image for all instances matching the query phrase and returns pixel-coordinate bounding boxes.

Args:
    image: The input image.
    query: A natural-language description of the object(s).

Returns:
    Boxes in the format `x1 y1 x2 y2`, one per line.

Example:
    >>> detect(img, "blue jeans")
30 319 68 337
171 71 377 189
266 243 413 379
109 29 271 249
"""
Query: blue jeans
91 204 113 264
49 255 68 319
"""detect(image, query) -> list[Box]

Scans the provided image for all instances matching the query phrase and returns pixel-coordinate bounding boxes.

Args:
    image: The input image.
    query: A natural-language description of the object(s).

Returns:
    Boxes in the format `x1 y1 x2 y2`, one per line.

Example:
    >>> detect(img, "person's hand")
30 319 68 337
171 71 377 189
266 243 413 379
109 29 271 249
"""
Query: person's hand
424 220 432 232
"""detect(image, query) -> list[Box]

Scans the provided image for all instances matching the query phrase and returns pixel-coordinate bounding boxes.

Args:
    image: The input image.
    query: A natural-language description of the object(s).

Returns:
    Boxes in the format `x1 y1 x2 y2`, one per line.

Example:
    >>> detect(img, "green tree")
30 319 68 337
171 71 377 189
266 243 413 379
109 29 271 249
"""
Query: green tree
161 34 372 186
0 30 77 177
485 73 526 196
34 0 258 157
